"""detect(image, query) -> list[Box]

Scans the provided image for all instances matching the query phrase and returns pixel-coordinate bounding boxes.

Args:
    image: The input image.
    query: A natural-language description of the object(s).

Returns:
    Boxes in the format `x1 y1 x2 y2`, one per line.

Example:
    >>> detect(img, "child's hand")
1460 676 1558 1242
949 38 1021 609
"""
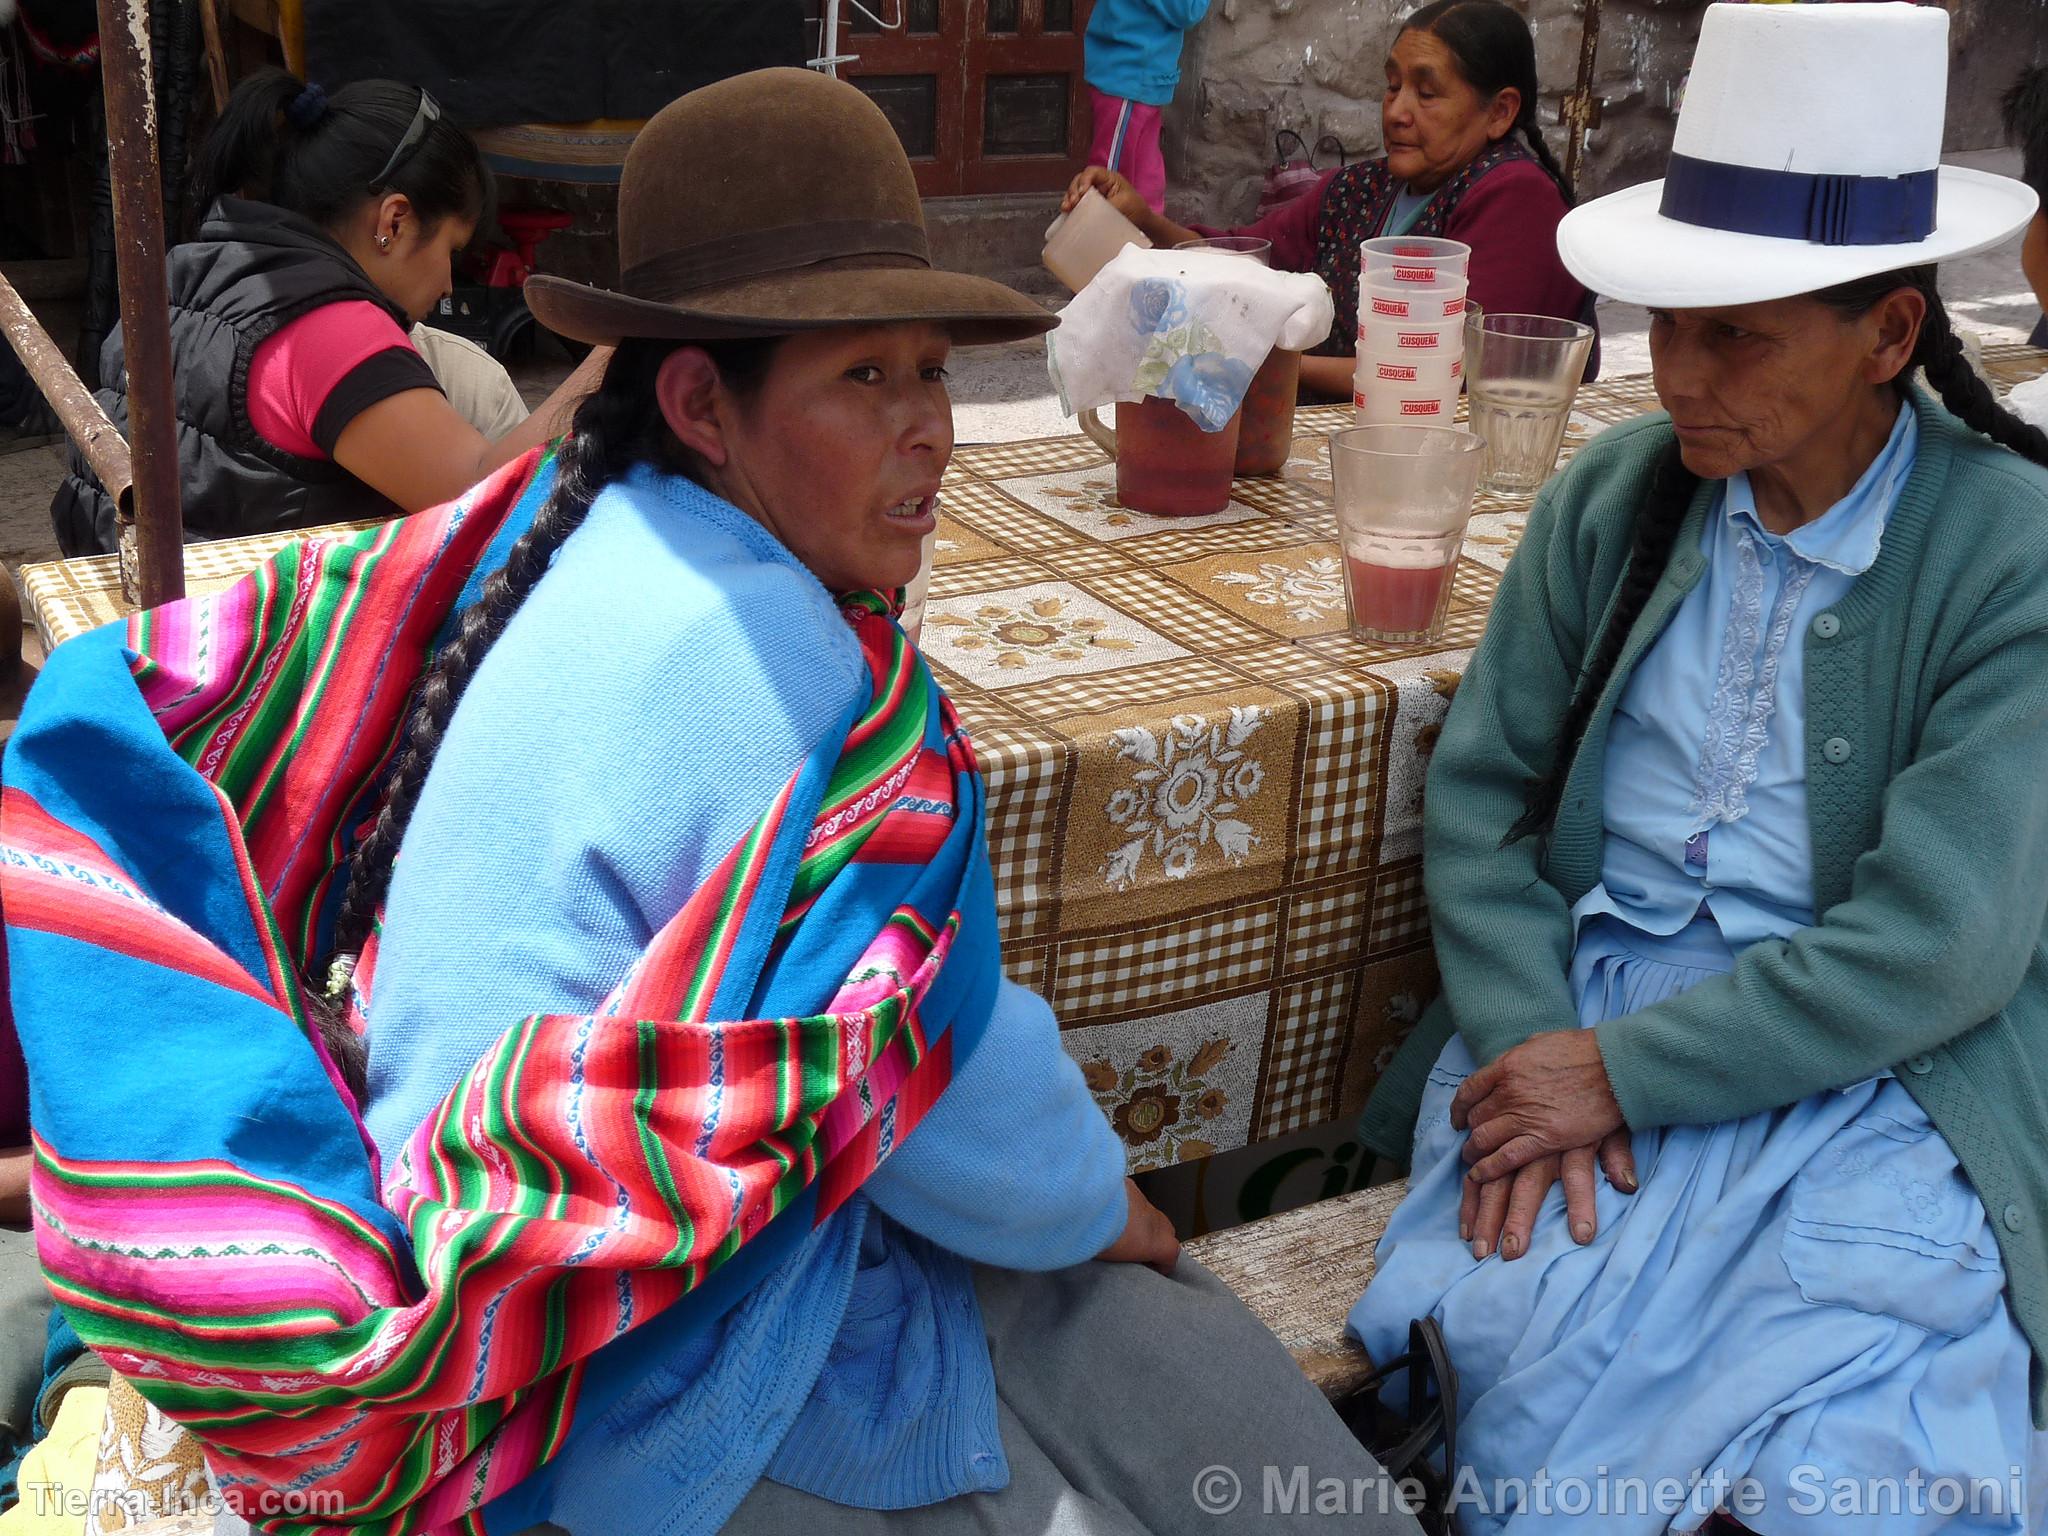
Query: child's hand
1095 1178 1181 1274
1062 165 1150 225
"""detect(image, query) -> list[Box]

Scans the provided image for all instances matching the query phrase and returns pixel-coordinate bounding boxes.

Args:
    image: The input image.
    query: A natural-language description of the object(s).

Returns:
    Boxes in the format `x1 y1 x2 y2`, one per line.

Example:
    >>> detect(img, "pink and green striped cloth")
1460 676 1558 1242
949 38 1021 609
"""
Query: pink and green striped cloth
0 452 1000 1534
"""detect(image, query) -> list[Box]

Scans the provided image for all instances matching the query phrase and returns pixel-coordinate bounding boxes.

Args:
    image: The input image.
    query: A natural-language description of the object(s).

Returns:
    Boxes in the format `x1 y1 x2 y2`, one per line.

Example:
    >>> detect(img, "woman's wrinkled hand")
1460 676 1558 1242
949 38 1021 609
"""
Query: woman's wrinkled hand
1458 1130 1637 1261
1450 1029 1627 1183
1062 164 1151 225
1095 1177 1182 1274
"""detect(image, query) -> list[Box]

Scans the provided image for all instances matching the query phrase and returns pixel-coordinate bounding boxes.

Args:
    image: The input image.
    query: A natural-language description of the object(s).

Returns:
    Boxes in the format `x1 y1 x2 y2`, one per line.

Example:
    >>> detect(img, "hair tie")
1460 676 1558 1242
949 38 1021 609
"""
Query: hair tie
285 82 330 131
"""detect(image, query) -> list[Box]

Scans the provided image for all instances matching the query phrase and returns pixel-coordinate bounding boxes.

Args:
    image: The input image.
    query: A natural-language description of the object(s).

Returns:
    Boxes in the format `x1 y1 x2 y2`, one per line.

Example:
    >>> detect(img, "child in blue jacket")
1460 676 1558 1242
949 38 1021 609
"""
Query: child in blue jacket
1084 0 1213 213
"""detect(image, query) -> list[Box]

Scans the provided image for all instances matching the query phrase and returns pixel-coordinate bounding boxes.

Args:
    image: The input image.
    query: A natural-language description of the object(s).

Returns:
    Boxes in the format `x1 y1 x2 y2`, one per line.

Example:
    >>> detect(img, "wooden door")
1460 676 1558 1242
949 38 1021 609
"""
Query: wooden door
828 1 1096 197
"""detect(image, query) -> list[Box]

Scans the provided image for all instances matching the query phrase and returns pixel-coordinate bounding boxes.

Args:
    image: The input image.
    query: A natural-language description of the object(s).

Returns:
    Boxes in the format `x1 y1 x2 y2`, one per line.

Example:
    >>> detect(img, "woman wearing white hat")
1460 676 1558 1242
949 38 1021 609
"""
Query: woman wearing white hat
1350 6 2048 1530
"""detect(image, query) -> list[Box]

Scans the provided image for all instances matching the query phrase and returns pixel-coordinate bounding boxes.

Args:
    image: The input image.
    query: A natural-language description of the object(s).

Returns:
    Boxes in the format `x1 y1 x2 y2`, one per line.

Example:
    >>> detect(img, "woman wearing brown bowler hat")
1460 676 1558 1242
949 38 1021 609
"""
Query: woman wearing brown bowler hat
331 69 1415 1536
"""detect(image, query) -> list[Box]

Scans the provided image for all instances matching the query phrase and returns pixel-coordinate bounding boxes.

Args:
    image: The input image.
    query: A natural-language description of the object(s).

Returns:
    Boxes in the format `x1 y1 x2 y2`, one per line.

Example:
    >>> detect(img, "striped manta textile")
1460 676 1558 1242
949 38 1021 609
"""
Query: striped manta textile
0 452 1001 1534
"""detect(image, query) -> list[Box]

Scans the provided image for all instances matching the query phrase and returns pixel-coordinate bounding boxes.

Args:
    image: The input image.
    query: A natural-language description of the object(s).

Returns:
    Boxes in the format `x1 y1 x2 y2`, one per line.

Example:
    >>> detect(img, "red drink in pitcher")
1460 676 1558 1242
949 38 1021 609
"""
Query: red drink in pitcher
1342 532 1460 640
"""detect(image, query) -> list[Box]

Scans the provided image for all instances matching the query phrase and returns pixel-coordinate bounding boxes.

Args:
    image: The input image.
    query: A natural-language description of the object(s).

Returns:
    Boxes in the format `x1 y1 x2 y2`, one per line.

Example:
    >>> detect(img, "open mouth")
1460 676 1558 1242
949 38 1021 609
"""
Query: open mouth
885 493 938 527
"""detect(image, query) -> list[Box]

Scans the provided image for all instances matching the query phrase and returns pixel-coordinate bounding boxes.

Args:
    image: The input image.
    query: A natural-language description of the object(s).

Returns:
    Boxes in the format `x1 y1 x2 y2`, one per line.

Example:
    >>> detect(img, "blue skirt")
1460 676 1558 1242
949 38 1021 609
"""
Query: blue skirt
1348 916 2039 1535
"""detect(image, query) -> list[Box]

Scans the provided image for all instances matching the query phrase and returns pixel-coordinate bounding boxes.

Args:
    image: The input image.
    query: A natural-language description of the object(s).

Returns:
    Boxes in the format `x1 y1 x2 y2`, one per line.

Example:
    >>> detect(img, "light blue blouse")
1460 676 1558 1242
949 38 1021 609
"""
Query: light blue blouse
1571 399 1918 947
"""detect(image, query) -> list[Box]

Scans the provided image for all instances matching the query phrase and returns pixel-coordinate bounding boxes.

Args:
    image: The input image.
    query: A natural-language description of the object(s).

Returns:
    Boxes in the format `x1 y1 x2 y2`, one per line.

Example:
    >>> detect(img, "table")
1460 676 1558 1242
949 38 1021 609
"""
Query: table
20 347 2048 1176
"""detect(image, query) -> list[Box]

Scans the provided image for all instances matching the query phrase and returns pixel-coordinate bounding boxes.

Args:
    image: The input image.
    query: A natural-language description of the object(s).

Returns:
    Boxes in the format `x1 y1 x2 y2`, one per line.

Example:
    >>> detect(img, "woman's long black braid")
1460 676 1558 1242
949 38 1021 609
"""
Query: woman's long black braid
1503 267 2048 850
307 337 774 1093
1516 119 1577 208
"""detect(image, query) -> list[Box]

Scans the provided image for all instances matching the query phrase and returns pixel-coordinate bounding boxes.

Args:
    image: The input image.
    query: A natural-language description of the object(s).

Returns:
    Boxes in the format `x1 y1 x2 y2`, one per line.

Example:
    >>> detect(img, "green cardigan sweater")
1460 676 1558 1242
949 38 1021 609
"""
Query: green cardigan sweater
1357 390 2048 1423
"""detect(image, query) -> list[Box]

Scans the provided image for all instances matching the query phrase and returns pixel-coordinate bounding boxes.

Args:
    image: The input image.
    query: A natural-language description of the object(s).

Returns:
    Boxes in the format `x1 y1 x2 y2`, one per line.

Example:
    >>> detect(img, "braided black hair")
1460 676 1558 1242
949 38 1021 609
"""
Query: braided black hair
1403 0 1577 207
1814 268 2048 466
1502 440 1697 846
1503 268 2048 849
190 66 488 240
307 335 780 1092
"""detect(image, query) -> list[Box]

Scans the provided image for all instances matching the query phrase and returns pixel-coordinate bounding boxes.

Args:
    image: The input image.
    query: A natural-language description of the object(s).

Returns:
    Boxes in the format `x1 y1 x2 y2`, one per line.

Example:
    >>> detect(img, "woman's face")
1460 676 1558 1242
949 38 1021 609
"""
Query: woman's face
1382 29 1519 192
379 210 475 327
697 322 954 594
1648 296 1909 481
340 193 476 326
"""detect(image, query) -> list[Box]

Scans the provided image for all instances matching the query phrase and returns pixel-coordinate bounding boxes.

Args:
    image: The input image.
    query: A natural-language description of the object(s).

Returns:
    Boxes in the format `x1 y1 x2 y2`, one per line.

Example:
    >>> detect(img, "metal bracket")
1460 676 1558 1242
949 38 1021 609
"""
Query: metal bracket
846 0 904 28
808 0 904 76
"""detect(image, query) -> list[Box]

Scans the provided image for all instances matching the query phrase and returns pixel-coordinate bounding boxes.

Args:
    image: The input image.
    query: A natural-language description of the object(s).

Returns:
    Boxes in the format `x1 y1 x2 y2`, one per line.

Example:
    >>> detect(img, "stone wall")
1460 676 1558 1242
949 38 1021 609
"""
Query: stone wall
1160 0 2048 230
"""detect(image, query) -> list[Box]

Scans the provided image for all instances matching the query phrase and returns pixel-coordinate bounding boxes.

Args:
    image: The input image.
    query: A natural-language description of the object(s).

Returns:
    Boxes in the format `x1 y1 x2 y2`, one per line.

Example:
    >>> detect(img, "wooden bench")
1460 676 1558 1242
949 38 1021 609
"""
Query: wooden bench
1182 1179 1407 1403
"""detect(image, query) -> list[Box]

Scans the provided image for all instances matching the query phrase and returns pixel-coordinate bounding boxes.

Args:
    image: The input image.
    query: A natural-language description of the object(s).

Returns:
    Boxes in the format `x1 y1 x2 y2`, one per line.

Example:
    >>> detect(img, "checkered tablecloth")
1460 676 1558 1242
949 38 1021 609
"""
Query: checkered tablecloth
19 345 2048 1172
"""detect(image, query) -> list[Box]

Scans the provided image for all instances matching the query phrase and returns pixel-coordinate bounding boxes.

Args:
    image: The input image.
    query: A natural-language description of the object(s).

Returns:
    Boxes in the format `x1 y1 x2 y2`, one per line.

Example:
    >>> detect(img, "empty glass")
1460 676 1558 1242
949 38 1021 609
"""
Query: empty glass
1465 314 1595 494
1329 425 1486 644
1175 235 1272 261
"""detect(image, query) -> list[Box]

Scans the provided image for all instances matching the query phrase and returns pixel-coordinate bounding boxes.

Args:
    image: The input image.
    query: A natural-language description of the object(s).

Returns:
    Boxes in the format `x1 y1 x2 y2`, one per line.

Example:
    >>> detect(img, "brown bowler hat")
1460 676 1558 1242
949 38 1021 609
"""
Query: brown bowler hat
525 68 1057 347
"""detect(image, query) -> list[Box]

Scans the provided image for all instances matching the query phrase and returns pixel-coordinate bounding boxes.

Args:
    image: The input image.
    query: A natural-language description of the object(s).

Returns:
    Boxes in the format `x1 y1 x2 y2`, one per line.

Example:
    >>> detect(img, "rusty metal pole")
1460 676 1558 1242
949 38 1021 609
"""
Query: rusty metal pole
1562 0 1606 192
0 275 134 513
95 0 183 608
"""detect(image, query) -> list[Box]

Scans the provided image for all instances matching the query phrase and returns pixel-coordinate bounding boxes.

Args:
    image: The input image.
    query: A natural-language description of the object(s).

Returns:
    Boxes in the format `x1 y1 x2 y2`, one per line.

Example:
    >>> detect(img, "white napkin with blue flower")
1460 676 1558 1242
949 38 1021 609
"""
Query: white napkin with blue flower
1046 247 1336 432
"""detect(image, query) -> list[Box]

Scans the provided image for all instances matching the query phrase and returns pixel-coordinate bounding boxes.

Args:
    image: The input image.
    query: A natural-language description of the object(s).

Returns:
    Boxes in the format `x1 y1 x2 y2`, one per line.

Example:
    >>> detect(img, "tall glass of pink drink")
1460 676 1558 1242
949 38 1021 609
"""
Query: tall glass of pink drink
1329 425 1486 644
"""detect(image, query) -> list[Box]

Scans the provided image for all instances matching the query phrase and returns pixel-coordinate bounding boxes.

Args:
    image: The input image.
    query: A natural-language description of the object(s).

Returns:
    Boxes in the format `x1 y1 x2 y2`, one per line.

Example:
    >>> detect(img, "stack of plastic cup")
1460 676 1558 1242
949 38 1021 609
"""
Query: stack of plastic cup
1353 236 1472 426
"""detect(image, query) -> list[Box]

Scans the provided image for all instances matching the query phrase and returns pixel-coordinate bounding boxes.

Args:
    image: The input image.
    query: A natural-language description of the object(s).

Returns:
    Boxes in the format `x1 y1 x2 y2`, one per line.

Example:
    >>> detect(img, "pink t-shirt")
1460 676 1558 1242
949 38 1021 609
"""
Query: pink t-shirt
245 301 438 459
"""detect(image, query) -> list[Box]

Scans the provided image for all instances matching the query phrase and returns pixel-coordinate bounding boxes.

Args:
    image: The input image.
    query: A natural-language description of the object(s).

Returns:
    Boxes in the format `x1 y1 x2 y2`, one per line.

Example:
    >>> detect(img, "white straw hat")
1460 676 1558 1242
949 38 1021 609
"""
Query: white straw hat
1557 2 2039 309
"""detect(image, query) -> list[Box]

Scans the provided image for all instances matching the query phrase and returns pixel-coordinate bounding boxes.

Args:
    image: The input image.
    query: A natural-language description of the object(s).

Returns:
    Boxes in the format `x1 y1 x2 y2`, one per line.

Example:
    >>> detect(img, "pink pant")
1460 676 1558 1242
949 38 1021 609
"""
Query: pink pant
1088 89 1166 213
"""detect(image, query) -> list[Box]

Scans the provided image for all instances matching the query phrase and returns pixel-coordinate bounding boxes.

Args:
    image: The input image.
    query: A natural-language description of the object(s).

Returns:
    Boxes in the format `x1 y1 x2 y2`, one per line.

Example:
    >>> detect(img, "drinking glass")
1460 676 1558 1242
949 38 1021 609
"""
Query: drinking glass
1329 424 1486 644
1465 314 1595 493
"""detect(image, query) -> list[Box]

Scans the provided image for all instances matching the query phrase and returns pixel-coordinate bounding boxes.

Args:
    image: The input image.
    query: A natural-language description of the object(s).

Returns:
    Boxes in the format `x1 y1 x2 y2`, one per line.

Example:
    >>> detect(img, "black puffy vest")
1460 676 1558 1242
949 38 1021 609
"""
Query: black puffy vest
51 197 412 557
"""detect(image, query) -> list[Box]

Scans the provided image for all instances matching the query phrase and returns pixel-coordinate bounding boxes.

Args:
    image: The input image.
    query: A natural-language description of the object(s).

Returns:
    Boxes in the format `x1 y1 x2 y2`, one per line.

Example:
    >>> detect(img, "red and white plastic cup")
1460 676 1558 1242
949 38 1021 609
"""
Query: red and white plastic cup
1359 235 1473 288
1361 277 1469 325
1356 315 1464 355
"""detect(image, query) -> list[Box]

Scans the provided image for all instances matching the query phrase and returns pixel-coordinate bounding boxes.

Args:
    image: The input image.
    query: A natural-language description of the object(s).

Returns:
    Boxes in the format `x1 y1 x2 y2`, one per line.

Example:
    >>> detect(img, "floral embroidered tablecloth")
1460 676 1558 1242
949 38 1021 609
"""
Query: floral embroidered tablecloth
933 342 2048 1171
19 347 2048 1173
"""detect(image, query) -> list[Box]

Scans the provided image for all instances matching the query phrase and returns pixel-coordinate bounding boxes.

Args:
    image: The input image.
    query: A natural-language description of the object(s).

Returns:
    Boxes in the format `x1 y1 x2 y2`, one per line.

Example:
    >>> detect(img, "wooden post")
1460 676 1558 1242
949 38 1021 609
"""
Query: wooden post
1562 0 1605 192
94 0 184 608
198 0 231 114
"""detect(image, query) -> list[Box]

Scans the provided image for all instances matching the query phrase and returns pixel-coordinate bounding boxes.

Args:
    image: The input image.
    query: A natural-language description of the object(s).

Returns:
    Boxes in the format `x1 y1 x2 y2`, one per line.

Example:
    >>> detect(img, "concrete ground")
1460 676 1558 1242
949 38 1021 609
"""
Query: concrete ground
2 145 2039 570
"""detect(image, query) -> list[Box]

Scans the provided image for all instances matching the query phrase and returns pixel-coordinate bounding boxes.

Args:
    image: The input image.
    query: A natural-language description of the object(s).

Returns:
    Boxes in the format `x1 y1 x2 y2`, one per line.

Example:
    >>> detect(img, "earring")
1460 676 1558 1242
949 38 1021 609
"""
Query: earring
376 234 392 251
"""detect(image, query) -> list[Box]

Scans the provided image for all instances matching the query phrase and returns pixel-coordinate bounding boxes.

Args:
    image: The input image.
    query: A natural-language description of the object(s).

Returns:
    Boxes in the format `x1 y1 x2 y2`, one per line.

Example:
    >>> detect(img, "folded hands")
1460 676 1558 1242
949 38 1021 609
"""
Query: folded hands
1448 1029 1635 1262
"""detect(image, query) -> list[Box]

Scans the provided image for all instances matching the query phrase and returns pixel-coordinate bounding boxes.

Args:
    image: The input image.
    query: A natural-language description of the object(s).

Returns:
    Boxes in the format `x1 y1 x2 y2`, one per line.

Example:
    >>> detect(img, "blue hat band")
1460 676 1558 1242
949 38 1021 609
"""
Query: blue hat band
1659 153 1939 247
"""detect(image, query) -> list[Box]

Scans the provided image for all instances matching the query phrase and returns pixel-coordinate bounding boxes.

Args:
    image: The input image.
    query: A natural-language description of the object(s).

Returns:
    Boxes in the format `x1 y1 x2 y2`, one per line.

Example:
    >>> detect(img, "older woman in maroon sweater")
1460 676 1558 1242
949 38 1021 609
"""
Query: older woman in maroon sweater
1065 0 1596 398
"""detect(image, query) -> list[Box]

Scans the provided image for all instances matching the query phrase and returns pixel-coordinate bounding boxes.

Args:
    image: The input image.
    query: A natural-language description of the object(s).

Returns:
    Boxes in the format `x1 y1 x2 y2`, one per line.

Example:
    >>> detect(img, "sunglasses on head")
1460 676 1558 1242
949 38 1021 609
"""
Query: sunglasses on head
369 88 442 190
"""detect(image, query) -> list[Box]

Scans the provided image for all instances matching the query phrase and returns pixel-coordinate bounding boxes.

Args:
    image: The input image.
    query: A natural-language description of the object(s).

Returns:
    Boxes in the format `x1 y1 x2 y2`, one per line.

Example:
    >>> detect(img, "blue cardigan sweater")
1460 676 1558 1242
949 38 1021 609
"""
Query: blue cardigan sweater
363 465 1128 1533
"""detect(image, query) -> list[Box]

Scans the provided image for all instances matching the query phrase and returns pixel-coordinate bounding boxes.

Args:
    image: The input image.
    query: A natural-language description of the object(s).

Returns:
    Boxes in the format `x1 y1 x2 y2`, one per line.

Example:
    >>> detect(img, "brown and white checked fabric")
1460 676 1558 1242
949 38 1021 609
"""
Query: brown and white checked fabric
1367 859 1431 956
20 349 2047 1172
18 520 388 651
951 434 1111 482
1002 654 1248 720
1255 970 1358 1142
1279 871 1376 978
1046 898 1285 1020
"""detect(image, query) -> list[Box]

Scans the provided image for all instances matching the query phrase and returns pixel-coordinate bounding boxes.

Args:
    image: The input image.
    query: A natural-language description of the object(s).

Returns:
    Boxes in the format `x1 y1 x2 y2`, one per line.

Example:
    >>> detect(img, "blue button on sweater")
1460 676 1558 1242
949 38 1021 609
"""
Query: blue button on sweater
363 465 1128 1533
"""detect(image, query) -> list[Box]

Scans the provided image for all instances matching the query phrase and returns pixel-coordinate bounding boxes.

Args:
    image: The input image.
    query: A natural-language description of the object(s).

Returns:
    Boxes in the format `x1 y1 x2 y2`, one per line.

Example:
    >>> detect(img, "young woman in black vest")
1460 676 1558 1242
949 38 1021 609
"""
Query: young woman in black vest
50 69 602 557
